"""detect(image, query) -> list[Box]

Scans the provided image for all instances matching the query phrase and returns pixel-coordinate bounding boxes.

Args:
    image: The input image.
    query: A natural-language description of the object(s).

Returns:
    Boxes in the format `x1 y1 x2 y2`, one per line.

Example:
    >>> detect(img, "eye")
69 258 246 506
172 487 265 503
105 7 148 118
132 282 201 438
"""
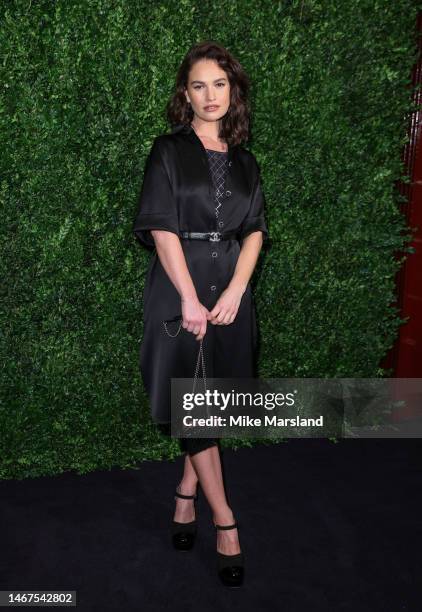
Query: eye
216 82 226 87
193 85 202 90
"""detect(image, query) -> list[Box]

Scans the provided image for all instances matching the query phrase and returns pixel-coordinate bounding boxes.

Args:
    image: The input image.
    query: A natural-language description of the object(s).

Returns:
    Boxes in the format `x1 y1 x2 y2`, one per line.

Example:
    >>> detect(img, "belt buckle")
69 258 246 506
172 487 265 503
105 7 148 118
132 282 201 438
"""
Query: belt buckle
209 231 221 242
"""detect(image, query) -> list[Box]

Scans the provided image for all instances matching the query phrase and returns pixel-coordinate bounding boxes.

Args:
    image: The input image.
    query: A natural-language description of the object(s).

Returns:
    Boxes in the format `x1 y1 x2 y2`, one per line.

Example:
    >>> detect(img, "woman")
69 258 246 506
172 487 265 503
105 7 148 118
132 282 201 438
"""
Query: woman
133 40 269 588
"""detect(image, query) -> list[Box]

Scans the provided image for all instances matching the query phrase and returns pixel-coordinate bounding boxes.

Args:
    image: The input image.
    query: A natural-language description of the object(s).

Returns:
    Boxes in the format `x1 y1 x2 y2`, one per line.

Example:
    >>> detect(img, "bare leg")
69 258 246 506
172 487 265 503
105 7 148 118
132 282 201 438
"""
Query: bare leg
175 446 241 555
173 454 198 523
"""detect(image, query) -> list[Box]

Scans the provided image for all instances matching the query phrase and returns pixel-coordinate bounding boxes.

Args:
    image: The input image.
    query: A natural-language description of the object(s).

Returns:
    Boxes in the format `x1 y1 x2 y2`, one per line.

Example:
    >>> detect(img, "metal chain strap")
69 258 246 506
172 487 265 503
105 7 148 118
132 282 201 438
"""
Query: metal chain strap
162 319 207 394
162 319 182 337
192 337 206 394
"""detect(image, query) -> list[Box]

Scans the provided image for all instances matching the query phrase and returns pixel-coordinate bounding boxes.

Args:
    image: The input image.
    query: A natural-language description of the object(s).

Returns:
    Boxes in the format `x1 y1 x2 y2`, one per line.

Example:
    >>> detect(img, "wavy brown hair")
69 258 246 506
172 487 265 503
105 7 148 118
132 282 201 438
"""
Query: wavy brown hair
166 40 251 146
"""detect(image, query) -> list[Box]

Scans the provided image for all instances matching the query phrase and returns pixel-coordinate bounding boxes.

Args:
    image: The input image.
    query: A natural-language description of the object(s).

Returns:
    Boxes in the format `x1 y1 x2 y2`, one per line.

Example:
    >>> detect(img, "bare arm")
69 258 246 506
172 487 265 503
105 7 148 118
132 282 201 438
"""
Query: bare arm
229 231 263 294
151 230 209 340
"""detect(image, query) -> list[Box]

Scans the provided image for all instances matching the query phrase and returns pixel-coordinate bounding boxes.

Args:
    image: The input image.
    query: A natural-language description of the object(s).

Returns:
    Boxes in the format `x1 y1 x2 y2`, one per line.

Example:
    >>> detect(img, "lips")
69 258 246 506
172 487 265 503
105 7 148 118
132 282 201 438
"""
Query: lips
204 106 219 111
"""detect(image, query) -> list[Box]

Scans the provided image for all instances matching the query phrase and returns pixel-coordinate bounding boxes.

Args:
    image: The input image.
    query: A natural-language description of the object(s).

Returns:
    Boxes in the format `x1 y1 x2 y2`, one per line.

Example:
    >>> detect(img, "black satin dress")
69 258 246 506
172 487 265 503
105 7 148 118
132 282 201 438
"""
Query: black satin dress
133 124 269 431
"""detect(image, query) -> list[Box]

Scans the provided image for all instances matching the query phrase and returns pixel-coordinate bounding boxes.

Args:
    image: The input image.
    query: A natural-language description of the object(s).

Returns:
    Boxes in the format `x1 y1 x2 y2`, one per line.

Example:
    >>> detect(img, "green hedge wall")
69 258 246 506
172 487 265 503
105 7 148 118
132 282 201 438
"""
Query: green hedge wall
0 0 419 479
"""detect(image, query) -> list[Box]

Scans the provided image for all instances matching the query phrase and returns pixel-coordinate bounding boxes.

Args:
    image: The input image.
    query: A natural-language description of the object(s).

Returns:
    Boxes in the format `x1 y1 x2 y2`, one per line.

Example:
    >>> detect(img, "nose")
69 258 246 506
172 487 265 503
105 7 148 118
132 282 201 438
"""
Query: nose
206 87 217 102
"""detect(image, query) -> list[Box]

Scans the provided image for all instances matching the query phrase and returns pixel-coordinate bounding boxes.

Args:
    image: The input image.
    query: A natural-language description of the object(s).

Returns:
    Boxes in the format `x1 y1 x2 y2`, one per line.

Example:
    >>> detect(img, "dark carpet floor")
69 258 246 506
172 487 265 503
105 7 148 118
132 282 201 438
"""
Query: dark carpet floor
0 439 421 611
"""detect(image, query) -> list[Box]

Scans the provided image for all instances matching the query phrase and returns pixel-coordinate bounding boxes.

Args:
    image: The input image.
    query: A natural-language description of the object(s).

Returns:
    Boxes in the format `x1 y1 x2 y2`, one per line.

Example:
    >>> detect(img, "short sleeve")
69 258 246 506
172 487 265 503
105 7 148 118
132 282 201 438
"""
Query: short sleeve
239 156 269 243
133 137 179 248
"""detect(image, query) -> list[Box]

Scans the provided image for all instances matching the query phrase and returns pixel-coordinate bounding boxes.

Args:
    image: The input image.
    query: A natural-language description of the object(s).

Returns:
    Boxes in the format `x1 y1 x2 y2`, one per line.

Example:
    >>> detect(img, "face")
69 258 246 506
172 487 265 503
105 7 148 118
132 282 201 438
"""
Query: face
184 59 230 123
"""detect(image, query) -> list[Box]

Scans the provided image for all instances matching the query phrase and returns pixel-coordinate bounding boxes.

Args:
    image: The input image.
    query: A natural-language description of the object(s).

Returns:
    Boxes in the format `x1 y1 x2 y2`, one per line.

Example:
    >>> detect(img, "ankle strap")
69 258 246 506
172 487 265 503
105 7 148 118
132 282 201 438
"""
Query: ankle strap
175 490 198 500
214 522 238 530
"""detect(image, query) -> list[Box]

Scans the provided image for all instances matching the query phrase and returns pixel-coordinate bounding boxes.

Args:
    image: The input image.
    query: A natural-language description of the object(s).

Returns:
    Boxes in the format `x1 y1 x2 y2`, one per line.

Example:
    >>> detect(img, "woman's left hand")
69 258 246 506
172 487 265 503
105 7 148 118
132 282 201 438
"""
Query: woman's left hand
207 284 246 325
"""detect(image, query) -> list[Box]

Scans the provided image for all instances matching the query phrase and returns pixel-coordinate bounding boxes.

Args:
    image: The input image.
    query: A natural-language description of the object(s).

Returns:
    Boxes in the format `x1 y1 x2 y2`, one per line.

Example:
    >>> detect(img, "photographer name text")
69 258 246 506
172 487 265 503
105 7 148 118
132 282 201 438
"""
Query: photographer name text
182 415 324 427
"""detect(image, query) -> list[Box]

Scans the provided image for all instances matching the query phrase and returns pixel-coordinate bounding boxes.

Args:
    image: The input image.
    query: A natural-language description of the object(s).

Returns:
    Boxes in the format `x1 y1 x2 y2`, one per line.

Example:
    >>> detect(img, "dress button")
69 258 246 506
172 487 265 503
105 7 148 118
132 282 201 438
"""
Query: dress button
218 221 224 228
210 285 216 291
225 190 231 196
212 252 217 257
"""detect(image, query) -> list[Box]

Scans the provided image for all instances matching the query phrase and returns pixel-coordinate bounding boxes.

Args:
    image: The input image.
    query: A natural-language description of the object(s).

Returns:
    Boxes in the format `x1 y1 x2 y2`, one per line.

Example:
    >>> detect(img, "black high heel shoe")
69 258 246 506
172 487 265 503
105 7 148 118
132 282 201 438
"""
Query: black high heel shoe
214 521 244 588
171 485 198 551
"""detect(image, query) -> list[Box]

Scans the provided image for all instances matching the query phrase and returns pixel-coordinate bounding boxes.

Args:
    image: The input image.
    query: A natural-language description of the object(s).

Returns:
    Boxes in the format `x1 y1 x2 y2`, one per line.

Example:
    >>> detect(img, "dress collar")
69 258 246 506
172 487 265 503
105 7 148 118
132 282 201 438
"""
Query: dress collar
178 122 236 161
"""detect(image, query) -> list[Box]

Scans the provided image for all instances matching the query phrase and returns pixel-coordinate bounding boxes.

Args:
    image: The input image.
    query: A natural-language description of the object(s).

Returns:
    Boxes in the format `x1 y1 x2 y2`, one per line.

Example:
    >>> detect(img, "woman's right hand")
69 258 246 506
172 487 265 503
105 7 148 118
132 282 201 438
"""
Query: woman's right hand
181 296 210 341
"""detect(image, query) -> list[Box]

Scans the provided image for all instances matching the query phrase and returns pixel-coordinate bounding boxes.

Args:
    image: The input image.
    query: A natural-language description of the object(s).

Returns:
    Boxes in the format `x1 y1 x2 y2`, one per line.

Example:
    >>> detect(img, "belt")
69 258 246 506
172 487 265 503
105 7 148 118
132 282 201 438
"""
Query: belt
179 231 238 242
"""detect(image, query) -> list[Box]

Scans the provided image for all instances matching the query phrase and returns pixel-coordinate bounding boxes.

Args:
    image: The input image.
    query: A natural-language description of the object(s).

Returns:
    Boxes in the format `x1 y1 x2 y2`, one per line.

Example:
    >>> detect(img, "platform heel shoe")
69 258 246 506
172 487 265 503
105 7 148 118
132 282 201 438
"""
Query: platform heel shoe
171 485 198 551
214 521 244 588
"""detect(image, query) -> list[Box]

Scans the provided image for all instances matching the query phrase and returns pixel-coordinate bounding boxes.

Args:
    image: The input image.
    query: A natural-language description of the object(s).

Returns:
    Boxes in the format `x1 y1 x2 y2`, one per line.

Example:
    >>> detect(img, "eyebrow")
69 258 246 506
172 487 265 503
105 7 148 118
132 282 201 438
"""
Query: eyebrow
190 78 227 84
